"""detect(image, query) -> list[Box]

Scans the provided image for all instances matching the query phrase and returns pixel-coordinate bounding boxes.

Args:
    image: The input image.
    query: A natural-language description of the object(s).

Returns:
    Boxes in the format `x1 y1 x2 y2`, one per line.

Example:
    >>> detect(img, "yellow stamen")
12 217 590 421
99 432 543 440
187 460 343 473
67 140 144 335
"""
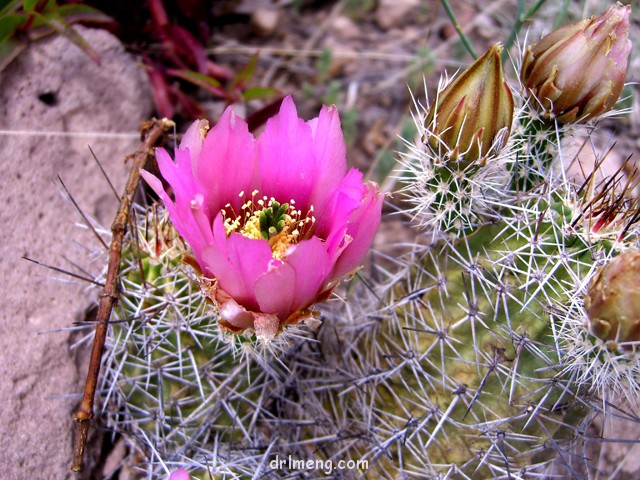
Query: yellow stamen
221 191 315 259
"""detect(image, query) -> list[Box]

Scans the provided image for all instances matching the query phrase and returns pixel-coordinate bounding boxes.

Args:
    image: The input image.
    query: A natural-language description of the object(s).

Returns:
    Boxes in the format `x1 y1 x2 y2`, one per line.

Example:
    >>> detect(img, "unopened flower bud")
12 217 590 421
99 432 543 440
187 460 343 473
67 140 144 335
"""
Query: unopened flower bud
584 249 640 348
521 4 631 124
424 43 514 168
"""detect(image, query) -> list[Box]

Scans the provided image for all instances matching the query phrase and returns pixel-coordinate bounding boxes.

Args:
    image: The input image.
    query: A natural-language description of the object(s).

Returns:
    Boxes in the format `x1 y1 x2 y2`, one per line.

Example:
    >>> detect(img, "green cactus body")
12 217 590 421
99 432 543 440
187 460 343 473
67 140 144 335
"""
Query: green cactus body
344 73 640 475
103 210 265 478
99 52 640 478
334 211 597 477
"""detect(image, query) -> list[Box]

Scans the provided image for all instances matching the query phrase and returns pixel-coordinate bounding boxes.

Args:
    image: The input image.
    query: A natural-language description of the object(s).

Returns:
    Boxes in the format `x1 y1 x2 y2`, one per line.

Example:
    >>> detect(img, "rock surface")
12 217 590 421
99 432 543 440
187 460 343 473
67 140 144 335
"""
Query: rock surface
0 27 153 479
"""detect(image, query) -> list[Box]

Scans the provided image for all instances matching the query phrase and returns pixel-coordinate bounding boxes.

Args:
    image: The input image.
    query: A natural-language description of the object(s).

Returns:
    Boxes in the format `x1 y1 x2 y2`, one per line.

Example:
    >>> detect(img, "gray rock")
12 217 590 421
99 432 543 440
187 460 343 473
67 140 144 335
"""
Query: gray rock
0 27 153 479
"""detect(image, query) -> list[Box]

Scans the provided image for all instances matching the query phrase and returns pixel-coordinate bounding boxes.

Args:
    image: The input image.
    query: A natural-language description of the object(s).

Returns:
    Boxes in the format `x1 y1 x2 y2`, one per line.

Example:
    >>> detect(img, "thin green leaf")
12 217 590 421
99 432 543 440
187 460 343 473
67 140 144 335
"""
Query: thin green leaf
33 10 100 64
22 0 39 13
0 34 26 71
524 0 547 19
0 0 22 17
0 13 27 42
230 53 258 90
241 86 278 101
440 0 477 59
315 47 332 82
166 69 227 98
57 4 112 25
503 0 548 60
553 0 571 28
502 0 525 61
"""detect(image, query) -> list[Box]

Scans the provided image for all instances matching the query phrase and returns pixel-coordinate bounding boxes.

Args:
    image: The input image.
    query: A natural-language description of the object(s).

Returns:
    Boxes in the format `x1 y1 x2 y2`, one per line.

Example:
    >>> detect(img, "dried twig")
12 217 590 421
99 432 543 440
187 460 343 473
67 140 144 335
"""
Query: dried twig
71 117 175 472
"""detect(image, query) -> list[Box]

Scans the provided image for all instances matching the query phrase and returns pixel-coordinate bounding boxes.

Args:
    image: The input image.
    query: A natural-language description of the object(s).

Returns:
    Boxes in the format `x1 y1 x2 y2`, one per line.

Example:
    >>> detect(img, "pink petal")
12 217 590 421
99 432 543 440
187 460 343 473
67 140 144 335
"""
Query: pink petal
197 107 258 214
216 290 257 331
140 169 213 264
155 147 198 205
257 96 317 209
316 168 367 255
253 260 295 320
184 197 216 263
200 215 273 311
179 119 208 169
140 169 174 212
307 104 347 209
283 236 333 311
153 148 211 238
253 237 331 320
331 181 383 279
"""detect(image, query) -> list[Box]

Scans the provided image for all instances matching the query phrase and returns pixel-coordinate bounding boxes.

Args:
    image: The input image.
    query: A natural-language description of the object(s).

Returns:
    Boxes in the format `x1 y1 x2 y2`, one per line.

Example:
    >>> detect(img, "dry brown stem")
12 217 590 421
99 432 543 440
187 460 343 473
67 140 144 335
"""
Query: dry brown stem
71 117 175 472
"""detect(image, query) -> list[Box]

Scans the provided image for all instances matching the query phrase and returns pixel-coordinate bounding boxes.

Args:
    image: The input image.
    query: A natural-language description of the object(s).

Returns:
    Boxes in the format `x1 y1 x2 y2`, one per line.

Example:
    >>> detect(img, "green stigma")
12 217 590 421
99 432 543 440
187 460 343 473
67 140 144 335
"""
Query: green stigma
259 201 290 239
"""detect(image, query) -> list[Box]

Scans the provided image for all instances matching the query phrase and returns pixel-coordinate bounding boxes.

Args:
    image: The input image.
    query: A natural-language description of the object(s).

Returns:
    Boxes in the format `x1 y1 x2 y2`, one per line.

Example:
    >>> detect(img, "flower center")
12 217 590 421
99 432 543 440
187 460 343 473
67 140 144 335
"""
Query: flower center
222 190 316 259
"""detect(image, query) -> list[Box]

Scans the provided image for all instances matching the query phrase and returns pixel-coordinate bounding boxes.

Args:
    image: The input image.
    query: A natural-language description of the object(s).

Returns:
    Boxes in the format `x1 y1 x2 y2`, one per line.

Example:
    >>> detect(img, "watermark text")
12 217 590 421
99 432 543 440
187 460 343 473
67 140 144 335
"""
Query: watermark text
269 455 368 475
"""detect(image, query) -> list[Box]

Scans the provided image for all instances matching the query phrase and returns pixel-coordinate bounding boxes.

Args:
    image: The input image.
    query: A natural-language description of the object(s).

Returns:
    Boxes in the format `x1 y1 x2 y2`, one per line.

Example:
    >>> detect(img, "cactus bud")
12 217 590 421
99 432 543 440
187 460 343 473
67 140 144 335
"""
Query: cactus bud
424 43 514 168
521 4 631 124
585 249 640 348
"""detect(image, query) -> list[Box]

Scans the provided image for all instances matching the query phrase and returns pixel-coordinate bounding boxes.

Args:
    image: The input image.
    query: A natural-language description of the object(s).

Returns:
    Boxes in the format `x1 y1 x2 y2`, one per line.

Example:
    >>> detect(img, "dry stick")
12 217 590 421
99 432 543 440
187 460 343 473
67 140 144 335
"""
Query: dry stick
71 117 175 473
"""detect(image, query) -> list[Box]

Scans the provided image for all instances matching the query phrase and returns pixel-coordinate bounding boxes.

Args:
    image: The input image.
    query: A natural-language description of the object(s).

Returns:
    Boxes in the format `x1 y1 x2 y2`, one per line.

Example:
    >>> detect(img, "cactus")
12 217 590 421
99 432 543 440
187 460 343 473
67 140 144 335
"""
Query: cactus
333 103 638 479
97 9 639 479
100 206 324 478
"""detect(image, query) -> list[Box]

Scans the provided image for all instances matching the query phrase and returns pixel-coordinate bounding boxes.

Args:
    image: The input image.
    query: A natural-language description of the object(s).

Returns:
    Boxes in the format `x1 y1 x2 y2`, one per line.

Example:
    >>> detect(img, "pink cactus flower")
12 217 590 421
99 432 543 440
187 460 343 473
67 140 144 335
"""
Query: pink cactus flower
167 468 190 480
142 97 383 340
